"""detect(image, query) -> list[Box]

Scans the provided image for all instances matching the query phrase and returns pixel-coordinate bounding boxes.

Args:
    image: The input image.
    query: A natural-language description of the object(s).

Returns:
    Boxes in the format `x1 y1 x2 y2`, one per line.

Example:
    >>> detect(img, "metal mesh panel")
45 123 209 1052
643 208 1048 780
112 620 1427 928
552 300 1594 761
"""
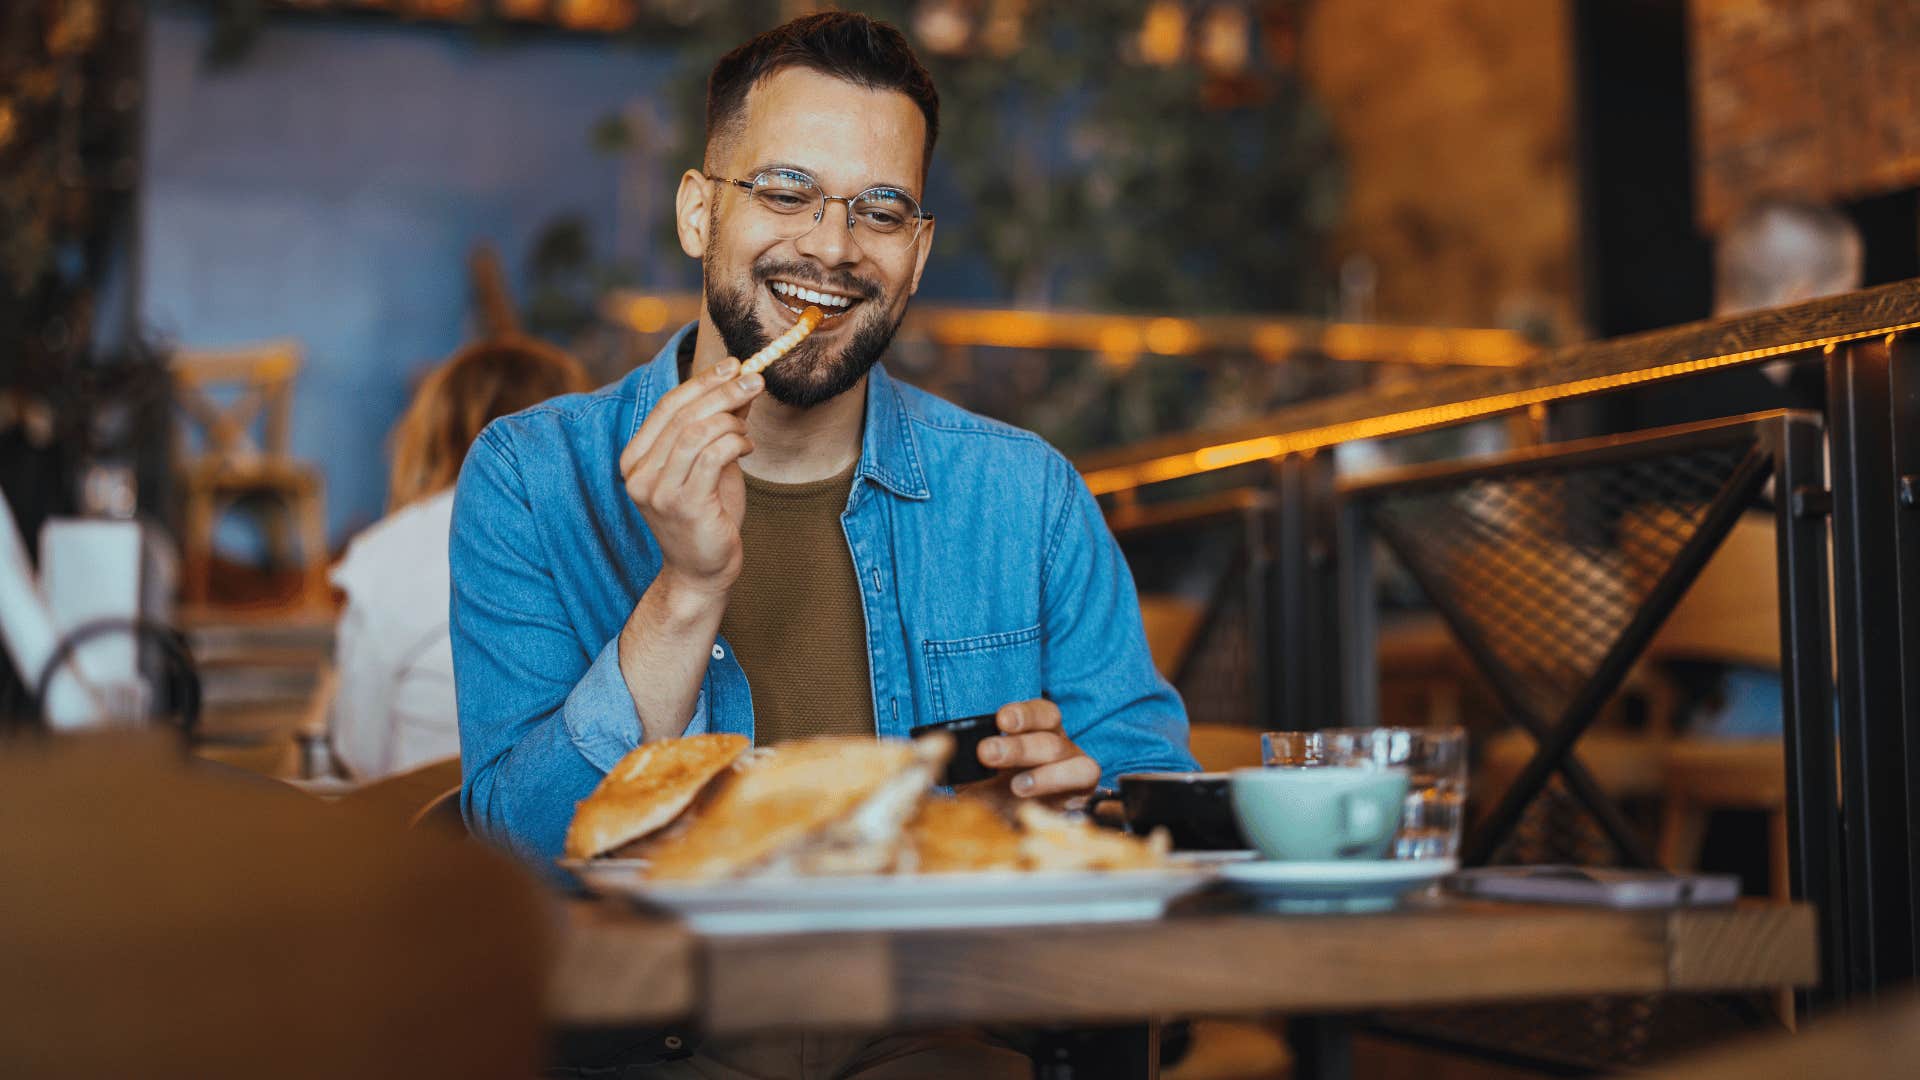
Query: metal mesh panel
1358 433 1775 1066
1366 441 1756 864
1172 572 1256 730
1503 778 1626 867
1367 444 1752 724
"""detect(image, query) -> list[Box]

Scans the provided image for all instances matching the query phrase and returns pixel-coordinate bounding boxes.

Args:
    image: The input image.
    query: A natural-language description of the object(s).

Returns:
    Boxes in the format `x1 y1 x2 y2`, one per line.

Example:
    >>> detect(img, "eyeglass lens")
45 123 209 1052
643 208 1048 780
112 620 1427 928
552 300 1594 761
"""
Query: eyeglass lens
748 170 922 242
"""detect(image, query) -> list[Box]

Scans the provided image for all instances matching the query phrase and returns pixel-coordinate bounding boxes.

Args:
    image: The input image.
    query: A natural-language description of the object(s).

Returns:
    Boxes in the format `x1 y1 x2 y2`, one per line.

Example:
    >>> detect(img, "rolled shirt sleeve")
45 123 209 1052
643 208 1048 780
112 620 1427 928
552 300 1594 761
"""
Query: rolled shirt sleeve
450 429 637 863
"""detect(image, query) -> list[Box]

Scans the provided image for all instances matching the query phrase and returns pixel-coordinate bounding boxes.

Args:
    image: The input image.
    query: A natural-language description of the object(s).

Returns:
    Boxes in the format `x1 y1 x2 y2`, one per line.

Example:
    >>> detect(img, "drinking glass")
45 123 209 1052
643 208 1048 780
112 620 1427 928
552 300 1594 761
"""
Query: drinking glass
1262 727 1469 859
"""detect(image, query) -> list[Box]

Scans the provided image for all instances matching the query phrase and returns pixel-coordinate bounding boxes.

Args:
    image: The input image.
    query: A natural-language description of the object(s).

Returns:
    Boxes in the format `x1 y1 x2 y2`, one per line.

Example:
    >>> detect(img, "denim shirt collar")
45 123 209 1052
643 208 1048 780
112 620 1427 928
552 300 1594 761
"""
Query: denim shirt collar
628 321 931 501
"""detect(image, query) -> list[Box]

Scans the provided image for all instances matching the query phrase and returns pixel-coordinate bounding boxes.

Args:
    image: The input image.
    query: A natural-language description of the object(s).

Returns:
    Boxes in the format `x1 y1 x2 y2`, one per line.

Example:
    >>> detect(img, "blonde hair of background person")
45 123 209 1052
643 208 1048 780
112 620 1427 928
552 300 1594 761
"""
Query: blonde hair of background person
387 337 592 512
330 339 591 780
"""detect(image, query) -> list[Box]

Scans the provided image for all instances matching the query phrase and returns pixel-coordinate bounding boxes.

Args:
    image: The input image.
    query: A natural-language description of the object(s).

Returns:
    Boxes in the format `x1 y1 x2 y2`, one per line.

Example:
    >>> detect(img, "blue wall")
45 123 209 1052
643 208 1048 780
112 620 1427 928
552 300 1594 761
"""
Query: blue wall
143 10 682 546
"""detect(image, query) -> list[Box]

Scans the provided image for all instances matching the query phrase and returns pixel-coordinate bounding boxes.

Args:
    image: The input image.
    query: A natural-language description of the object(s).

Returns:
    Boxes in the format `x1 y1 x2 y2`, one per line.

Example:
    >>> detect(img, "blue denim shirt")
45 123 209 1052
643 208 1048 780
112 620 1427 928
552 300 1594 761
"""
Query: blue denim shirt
450 323 1198 864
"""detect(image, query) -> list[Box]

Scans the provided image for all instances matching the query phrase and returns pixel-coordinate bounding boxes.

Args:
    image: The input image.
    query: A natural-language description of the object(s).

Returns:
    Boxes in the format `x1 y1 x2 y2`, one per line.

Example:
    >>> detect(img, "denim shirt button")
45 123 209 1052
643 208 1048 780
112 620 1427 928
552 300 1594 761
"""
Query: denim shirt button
711 644 725 660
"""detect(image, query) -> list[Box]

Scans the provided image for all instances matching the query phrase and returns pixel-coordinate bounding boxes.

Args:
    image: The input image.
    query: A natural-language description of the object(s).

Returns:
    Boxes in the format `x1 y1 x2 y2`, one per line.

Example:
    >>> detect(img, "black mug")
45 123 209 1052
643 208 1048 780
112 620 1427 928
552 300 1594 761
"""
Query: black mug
1088 771 1248 851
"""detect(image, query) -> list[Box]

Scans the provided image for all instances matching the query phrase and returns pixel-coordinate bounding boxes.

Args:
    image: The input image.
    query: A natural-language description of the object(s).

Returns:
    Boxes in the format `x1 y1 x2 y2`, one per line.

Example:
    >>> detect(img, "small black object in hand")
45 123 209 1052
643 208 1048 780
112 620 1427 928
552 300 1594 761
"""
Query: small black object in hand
910 714 1000 786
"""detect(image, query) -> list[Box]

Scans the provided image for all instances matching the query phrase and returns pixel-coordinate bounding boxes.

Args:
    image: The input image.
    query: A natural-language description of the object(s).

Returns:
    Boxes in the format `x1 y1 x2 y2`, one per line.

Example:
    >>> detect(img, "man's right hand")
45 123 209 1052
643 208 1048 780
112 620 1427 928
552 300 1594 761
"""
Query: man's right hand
618 356 764 602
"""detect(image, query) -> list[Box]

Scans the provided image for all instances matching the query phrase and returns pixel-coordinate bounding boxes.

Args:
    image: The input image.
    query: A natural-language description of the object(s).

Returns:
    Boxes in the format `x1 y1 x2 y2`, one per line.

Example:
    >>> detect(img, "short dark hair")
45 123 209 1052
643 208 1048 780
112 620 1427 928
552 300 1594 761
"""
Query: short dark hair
705 12 939 180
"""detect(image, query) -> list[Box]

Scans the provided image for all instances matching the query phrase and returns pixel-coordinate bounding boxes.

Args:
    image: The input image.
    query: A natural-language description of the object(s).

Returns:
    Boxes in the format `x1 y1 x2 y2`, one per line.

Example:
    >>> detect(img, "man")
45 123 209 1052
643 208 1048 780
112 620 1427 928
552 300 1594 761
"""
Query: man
454 14 1195 1074
452 14 1194 868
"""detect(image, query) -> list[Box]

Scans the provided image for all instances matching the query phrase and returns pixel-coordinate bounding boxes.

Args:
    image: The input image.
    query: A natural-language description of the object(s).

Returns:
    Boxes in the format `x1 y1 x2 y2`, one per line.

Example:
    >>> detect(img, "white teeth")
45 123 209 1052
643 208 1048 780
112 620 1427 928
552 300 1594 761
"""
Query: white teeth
771 281 853 308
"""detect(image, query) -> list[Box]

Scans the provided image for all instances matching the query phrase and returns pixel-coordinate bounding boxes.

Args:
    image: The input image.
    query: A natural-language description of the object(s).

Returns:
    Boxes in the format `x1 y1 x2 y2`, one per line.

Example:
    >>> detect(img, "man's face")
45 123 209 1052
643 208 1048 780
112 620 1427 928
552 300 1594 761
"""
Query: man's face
690 67 934 407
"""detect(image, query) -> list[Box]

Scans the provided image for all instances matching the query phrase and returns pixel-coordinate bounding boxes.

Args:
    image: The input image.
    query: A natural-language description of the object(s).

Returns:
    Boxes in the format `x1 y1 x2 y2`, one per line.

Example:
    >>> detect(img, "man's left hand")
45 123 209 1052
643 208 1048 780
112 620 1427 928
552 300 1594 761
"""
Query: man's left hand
975 699 1100 801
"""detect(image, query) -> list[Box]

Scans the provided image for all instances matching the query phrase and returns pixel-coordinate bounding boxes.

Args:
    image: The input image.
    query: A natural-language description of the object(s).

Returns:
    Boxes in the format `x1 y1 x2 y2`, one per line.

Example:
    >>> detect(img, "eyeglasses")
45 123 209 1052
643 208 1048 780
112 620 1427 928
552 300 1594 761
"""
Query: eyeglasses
706 168 933 251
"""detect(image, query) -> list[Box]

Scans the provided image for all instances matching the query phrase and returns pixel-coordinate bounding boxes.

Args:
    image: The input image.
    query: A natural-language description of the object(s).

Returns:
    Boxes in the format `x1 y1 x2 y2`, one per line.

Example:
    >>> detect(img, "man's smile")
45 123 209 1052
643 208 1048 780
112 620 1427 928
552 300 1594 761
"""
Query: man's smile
767 278 863 321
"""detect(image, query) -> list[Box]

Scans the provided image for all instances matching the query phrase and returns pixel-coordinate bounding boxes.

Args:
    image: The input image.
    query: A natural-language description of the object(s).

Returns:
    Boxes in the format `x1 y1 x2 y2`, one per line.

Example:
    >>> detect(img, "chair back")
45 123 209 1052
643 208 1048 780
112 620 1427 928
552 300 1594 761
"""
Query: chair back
1186 722 1264 772
171 340 303 471
1648 510 1781 669
336 757 463 832
411 784 466 835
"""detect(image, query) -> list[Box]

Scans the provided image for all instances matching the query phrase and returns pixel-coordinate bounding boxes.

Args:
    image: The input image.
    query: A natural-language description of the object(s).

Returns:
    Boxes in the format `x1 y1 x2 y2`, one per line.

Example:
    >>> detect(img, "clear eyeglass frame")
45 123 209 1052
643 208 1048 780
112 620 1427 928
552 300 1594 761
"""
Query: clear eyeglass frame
705 168 934 250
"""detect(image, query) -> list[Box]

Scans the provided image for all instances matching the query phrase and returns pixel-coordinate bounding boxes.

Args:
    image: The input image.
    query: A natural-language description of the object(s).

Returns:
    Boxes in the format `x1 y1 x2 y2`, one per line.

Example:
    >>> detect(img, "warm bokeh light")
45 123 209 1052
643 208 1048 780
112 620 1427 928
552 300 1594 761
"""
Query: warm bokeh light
1080 321 1920 496
605 293 1538 369
1138 1 1188 66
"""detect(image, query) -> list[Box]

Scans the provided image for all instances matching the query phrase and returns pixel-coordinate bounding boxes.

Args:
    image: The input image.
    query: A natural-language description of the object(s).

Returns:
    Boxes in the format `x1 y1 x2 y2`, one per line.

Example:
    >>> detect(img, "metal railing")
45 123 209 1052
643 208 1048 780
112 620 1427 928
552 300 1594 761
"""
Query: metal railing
1084 277 1920 1009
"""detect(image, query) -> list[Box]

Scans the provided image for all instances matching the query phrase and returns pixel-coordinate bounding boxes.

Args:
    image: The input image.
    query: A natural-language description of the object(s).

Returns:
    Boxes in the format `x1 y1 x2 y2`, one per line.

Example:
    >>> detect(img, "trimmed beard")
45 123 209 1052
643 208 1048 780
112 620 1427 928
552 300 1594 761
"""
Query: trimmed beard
703 259 904 408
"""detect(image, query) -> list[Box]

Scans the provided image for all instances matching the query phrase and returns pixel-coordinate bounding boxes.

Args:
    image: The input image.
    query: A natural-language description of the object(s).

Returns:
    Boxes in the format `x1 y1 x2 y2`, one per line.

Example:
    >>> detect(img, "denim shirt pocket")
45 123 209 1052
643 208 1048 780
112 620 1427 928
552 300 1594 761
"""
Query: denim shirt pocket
922 624 1043 721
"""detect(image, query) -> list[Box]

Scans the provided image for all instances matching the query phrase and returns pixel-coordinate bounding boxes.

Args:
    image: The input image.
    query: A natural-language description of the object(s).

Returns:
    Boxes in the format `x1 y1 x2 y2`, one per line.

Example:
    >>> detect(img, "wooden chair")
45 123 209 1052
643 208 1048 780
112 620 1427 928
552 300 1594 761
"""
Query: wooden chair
1658 739 1790 899
1186 722 1264 772
171 340 328 608
1647 511 1781 670
411 784 466 835
335 756 463 831
1139 593 1206 679
1644 513 1793 900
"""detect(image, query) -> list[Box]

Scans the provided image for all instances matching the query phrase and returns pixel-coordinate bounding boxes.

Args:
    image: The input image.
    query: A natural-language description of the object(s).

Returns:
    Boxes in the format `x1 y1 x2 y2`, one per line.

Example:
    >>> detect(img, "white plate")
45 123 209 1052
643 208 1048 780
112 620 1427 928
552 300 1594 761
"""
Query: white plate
575 865 1217 935
1218 857 1458 912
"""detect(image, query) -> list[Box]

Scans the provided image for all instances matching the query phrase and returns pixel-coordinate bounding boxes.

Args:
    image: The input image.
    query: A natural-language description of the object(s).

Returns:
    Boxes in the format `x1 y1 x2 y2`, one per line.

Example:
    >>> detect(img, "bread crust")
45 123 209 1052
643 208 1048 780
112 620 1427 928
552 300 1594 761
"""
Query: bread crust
563 733 751 859
905 795 1026 874
1015 802 1171 871
643 737 929 882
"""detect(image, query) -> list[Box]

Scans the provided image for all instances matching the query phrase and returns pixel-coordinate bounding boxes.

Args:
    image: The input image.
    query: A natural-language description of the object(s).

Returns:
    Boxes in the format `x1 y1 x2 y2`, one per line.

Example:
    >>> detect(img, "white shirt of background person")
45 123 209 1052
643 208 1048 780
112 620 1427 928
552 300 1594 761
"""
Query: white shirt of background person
328 489 459 779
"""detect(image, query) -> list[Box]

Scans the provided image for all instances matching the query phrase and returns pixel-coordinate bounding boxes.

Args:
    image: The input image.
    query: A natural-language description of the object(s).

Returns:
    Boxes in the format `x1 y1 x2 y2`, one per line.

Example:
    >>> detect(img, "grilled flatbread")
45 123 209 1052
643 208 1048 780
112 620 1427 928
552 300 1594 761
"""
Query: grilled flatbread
905 795 1025 874
563 733 751 860
1015 802 1171 872
644 735 949 882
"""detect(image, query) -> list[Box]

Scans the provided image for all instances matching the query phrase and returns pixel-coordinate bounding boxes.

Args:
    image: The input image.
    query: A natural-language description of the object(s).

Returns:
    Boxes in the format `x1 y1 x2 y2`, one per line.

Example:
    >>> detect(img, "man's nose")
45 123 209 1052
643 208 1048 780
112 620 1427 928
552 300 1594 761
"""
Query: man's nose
792 200 860 267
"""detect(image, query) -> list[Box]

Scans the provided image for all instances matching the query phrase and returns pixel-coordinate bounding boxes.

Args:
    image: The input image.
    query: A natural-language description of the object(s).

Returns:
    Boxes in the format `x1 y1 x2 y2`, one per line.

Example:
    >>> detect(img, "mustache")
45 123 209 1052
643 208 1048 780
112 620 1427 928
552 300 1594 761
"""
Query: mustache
751 258 882 301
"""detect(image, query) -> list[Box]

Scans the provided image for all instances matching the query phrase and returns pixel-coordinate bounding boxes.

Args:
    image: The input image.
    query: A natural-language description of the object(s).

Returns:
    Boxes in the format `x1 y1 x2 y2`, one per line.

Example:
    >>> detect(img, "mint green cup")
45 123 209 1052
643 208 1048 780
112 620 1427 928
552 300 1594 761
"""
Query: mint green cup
1230 766 1410 861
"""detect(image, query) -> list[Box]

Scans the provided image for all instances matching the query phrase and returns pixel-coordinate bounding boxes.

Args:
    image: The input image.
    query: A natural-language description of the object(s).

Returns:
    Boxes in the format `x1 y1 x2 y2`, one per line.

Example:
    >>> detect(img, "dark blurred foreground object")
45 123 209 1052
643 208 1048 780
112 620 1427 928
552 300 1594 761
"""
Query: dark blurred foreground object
0 730 549 1078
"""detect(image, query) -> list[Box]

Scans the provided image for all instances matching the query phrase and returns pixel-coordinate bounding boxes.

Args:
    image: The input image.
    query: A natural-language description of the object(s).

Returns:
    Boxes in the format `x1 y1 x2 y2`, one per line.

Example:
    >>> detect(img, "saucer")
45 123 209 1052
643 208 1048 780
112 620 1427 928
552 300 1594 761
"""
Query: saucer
1219 856 1458 912
1169 849 1260 867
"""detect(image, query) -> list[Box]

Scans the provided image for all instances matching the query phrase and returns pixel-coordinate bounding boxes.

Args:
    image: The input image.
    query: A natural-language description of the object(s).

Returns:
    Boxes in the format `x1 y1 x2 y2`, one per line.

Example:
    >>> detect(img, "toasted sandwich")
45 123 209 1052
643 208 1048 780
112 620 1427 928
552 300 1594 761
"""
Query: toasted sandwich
562 733 752 860
904 794 1026 874
643 734 951 882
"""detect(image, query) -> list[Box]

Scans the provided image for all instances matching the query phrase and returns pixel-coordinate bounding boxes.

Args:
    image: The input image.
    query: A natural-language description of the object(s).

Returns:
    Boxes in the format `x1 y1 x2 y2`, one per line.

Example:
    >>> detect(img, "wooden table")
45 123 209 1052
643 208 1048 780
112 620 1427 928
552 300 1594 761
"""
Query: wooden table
550 894 1817 1077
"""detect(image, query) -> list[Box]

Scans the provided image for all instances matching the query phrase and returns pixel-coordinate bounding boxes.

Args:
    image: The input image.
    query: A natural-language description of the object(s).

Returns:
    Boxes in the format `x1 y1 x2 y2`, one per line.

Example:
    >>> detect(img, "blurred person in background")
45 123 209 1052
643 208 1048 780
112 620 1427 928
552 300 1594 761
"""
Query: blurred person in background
330 339 590 780
1715 198 1864 318
1718 198 1864 399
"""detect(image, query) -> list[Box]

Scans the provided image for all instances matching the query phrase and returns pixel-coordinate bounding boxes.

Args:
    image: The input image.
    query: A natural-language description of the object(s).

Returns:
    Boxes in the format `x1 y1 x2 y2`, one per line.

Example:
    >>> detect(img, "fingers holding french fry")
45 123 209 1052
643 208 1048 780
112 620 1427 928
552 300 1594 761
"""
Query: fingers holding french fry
615 307 823 595
620 357 755 475
621 358 764 593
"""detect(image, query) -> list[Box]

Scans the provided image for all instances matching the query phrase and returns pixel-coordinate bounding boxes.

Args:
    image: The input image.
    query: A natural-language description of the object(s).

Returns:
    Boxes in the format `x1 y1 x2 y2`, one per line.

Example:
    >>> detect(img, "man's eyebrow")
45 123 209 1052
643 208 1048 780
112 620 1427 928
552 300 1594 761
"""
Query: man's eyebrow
749 161 918 196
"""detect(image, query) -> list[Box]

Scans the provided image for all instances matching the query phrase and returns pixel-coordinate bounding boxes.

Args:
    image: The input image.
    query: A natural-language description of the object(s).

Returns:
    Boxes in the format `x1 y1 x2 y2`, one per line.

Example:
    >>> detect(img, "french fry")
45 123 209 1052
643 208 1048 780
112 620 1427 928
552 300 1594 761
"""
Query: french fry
739 305 823 376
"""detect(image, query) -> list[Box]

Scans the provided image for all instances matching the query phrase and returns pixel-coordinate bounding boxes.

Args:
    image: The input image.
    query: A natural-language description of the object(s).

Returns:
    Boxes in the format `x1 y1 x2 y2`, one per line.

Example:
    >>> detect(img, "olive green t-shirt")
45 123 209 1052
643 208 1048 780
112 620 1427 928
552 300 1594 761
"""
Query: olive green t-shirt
718 461 876 746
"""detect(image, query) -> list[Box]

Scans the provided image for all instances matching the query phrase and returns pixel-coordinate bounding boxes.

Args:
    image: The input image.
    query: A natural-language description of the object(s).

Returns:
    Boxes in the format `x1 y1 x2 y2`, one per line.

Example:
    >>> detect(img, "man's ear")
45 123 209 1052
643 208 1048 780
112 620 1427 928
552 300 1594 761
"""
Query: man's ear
907 217 935 296
674 169 712 259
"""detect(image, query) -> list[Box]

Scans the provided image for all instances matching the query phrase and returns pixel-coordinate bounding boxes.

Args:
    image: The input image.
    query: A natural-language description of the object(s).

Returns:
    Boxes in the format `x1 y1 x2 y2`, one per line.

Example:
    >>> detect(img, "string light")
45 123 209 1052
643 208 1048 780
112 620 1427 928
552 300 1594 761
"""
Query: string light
1080 320 1920 496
